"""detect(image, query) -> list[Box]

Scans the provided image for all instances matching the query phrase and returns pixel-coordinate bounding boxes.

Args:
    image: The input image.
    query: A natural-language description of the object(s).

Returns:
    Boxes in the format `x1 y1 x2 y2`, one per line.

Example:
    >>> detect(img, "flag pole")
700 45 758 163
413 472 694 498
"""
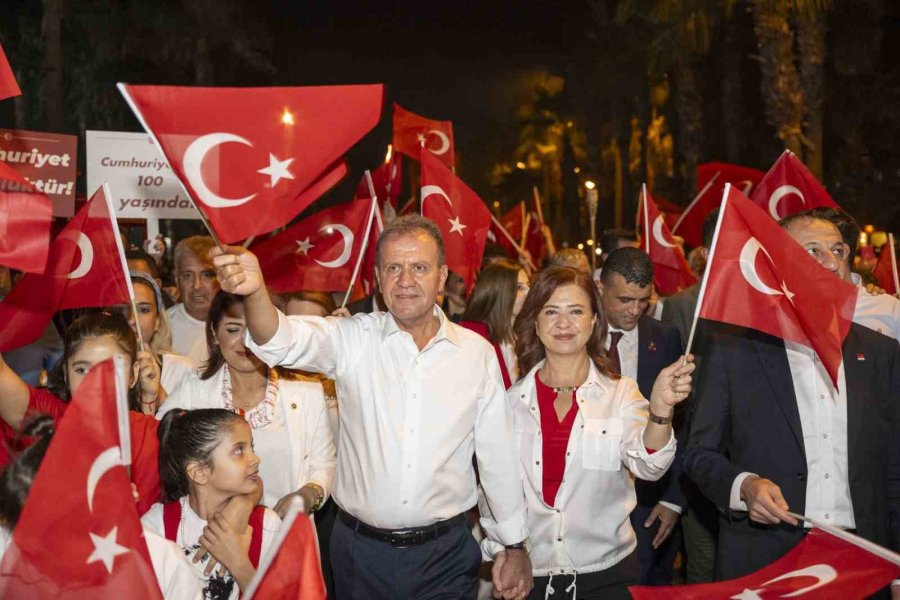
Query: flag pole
641 184 650 254
672 171 720 234
533 186 544 224
340 191 378 309
889 233 899 299
683 184 731 358
242 497 305 600
490 214 537 271
113 355 132 475
102 183 145 352
786 511 900 567
116 83 226 251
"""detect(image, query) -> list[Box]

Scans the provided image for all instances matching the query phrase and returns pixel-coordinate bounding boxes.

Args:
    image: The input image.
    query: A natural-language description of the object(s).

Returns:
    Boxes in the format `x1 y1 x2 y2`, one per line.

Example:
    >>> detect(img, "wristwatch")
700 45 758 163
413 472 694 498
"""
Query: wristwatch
648 409 673 425
505 541 527 551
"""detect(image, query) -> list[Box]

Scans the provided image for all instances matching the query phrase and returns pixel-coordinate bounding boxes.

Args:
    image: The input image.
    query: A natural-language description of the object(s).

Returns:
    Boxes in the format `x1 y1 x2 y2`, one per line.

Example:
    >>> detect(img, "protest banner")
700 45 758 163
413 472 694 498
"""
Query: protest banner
0 127 76 216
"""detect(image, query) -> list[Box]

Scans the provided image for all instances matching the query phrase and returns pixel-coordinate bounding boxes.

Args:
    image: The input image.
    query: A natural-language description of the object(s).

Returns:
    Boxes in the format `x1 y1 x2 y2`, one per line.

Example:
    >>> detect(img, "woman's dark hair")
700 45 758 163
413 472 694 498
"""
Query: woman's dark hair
157 408 244 503
0 416 56 529
514 266 619 378
201 291 247 379
462 259 524 344
47 310 141 411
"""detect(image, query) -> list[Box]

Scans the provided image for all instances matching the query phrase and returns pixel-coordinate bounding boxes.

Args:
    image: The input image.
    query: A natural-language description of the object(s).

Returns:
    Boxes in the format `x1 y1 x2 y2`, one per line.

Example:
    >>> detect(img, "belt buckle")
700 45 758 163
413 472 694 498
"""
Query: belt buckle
389 529 423 548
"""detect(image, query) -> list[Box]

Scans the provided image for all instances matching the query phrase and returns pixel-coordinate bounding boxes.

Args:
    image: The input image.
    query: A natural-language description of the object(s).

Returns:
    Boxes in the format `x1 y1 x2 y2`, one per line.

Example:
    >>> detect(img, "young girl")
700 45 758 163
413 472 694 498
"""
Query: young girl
141 409 281 600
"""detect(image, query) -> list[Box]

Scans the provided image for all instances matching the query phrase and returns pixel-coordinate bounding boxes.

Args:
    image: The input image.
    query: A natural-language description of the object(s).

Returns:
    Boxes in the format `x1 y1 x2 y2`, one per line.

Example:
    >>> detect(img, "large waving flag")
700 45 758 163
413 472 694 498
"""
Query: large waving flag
639 185 697 295
0 186 130 351
420 151 490 291
0 358 162 599
0 43 21 101
0 162 53 273
695 184 857 386
393 103 454 169
750 150 839 220
118 83 383 243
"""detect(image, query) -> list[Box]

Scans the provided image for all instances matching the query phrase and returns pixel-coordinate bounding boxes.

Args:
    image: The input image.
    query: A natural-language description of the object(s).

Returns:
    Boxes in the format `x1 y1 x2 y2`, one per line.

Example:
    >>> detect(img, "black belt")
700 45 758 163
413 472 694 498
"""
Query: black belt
338 509 466 547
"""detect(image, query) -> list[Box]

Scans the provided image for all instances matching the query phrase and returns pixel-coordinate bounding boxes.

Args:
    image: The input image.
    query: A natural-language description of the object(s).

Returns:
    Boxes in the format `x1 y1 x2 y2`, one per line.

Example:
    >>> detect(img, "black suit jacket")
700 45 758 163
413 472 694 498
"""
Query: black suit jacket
684 325 900 580
633 316 686 509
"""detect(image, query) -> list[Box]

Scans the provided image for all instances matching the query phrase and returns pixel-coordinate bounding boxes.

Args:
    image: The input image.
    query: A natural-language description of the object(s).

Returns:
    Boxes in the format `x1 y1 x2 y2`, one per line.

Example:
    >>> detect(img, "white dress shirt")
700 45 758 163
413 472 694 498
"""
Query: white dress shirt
851 273 900 340
480 360 675 575
166 303 210 367
245 306 528 545
604 326 638 381
730 342 855 529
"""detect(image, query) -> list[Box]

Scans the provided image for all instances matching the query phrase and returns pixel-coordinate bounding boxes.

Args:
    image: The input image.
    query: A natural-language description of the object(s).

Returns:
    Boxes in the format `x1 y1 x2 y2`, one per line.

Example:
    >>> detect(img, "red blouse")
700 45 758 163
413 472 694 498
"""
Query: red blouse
535 373 579 507
0 387 162 515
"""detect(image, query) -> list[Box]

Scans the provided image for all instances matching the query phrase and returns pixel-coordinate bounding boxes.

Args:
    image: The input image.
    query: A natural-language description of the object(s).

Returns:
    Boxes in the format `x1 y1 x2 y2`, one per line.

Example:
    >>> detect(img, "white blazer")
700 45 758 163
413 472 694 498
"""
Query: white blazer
480 359 676 576
158 367 336 503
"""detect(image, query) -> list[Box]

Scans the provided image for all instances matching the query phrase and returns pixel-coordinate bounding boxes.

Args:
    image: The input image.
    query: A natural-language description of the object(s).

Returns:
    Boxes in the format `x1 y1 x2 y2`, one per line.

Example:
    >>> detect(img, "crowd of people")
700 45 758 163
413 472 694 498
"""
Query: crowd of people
0 201 897 600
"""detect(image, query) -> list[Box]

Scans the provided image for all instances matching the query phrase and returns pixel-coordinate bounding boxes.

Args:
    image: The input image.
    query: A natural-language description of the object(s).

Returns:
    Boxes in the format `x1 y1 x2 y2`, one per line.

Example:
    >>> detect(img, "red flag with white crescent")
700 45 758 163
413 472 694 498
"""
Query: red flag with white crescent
0 359 162 599
698 185 856 386
392 103 455 169
0 161 53 273
872 234 898 296
750 150 840 220
118 83 383 243
253 197 375 294
638 186 698 295
420 151 491 291
0 186 130 351
629 528 900 600
355 154 402 208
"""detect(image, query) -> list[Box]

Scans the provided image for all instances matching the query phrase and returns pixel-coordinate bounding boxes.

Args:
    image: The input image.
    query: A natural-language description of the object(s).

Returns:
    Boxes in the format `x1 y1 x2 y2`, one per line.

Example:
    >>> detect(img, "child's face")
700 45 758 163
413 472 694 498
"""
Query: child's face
205 420 261 497
66 335 134 395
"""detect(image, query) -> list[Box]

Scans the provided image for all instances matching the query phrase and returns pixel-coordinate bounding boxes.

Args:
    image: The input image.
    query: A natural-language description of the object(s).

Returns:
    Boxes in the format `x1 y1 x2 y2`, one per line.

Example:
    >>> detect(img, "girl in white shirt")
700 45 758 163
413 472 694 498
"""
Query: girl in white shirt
142 408 281 600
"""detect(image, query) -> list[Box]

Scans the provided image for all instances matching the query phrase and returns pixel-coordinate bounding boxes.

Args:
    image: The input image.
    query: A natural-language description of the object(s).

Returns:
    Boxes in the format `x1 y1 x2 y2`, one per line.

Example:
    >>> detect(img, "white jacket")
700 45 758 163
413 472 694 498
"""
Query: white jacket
480 360 676 576
158 367 336 504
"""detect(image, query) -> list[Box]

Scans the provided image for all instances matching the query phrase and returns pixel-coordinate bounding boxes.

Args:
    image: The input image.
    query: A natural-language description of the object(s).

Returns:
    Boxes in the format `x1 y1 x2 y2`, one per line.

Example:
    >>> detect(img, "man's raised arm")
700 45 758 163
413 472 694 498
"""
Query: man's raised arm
211 245 279 345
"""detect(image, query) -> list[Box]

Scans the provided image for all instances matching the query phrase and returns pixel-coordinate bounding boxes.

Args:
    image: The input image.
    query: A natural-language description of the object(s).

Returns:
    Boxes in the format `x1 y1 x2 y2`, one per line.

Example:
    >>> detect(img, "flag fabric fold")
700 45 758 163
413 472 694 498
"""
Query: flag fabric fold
872 234 898 296
0 43 21 101
639 186 698 296
750 150 840 220
0 162 53 273
392 103 455 169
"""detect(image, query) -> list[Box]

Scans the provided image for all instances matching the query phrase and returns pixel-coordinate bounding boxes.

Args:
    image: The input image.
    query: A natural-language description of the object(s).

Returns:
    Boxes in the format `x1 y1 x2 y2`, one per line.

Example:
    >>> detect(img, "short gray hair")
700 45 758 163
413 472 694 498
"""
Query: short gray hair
174 235 216 272
374 214 446 267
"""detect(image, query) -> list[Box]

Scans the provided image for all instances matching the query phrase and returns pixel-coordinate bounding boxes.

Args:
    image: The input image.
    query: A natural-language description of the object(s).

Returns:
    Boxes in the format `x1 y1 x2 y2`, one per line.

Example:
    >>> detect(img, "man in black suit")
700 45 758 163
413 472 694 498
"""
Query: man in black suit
599 247 685 585
683 213 900 585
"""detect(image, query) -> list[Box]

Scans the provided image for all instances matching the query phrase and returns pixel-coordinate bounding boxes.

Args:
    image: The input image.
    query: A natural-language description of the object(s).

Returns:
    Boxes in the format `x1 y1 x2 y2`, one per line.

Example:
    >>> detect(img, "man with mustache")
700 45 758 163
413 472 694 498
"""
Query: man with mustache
167 235 220 366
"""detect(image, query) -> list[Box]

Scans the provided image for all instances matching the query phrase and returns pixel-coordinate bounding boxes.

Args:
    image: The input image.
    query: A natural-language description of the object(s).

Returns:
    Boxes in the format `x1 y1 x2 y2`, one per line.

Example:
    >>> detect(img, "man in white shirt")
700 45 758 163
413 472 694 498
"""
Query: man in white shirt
683 213 900 584
166 235 219 366
211 215 532 600
598 247 686 585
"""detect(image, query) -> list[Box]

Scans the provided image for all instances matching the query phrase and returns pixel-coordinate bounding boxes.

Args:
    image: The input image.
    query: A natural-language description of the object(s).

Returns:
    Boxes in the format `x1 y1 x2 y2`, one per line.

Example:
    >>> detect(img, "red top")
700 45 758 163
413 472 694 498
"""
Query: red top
460 320 512 389
535 373 579 507
0 387 162 515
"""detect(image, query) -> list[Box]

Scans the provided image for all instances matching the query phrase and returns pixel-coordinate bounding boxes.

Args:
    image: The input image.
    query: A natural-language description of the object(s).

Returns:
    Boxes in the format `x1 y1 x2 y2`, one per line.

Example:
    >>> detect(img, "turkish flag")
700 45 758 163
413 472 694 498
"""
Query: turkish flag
639 186 698 295
750 150 840 220
355 154 402 208
245 509 325 600
699 185 857 386
0 43 21 101
420 151 491 291
486 202 525 258
673 162 765 248
392 103 455 169
0 186 130 351
0 359 162 599
630 528 900 600
119 83 383 243
254 197 375 294
355 201 384 298
0 162 53 273
873 235 898 295
524 211 549 267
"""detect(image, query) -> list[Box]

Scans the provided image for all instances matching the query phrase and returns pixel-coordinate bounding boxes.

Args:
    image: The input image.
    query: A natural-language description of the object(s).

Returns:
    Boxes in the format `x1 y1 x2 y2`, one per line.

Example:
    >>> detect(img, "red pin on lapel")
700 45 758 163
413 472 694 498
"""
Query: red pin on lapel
648 342 657 352
857 353 866 361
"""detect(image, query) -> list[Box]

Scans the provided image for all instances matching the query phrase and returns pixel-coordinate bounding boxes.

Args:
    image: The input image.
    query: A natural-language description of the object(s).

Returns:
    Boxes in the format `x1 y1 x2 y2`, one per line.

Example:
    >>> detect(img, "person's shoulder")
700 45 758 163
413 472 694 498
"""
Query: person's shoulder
664 283 700 308
165 303 184 318
141 502 166 532
162 352 197 372
848 321 899 354
278 375 326 399
448 320 493 351
639 314 677 337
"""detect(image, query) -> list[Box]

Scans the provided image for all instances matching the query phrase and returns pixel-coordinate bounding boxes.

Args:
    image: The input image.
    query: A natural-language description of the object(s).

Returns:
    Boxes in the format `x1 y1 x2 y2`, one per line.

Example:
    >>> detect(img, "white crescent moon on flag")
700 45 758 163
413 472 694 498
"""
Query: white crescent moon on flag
767 185 805 220
652 216 677 248
87 446 123 513
421 185 453 211
739 238 783 296
758 564 837 597
426 130 451 156
182 133 257 208
737 179 754 195
314 224 354 269
67 232 94 279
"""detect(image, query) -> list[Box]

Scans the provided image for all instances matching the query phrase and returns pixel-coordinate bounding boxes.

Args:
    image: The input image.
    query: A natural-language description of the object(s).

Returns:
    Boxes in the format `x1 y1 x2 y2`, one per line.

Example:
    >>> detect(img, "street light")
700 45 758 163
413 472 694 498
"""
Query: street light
584 180 599 272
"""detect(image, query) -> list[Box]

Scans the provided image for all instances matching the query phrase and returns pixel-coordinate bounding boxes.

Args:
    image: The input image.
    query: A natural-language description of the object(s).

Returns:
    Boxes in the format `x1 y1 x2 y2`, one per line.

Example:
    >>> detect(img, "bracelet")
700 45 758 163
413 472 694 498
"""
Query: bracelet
504 541 527 551
648 410 673 425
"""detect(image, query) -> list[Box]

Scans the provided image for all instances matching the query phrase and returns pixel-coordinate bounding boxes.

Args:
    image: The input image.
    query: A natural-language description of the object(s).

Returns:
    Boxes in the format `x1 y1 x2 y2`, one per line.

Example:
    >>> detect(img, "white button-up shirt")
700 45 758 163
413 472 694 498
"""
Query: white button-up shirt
480 360 675 575
851 273 900 340
730 343 855 529
245 307 528 545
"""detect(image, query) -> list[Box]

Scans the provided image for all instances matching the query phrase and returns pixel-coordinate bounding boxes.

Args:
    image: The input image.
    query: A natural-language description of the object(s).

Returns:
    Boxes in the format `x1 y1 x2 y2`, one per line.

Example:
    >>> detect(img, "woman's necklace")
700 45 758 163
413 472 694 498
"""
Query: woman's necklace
552 385 578 393
178 496 188 546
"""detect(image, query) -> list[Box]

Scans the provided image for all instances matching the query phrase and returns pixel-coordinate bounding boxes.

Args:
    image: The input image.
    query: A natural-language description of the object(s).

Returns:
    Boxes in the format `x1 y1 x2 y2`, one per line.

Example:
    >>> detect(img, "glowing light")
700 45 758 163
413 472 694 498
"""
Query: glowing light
281 109 295 125
595 247 602 255
385 144 393 163
864 224 875 234
574 167 581 174
492 201 501 208
577 243 584 250
586 239 594 246
566 121 574 128
584 180 596 190
516 161 527 170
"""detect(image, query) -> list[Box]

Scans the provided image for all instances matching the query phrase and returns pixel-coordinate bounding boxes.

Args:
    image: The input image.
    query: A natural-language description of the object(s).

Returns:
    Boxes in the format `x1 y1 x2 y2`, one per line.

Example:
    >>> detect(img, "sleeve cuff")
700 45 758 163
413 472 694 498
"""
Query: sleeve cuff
730 472 757 512
627 428 676 467
243 310 291 367
479 538 506 561
479 514 528 548
658 501 683 515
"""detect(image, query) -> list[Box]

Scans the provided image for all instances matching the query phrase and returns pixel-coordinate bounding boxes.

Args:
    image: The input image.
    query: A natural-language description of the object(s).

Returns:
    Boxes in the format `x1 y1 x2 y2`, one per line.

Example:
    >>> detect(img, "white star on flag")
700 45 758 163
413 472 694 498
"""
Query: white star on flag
296 237 314 255
416 132 427 145
448 216 467 235
780 281 796 304
86 526 130 574
258 154 295 187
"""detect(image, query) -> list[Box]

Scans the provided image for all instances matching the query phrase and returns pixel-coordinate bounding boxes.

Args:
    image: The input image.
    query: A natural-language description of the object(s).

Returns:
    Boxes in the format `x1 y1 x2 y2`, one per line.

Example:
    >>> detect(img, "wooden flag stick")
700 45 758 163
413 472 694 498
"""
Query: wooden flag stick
490 214 536 271
117 83 226 251
641 184 650 255
672 171 720 234
533 186 544 224
340 193 378 309
787 511 900 567
103 183 145 352
683 184 731 359
889 233 899 299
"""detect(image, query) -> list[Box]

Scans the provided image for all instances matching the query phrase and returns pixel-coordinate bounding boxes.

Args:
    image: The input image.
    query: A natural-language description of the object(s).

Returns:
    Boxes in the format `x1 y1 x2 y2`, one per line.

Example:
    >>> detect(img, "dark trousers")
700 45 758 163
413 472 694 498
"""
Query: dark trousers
629 504 682 585
527 552 638 600
314 498 338 598
330 513 481 600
